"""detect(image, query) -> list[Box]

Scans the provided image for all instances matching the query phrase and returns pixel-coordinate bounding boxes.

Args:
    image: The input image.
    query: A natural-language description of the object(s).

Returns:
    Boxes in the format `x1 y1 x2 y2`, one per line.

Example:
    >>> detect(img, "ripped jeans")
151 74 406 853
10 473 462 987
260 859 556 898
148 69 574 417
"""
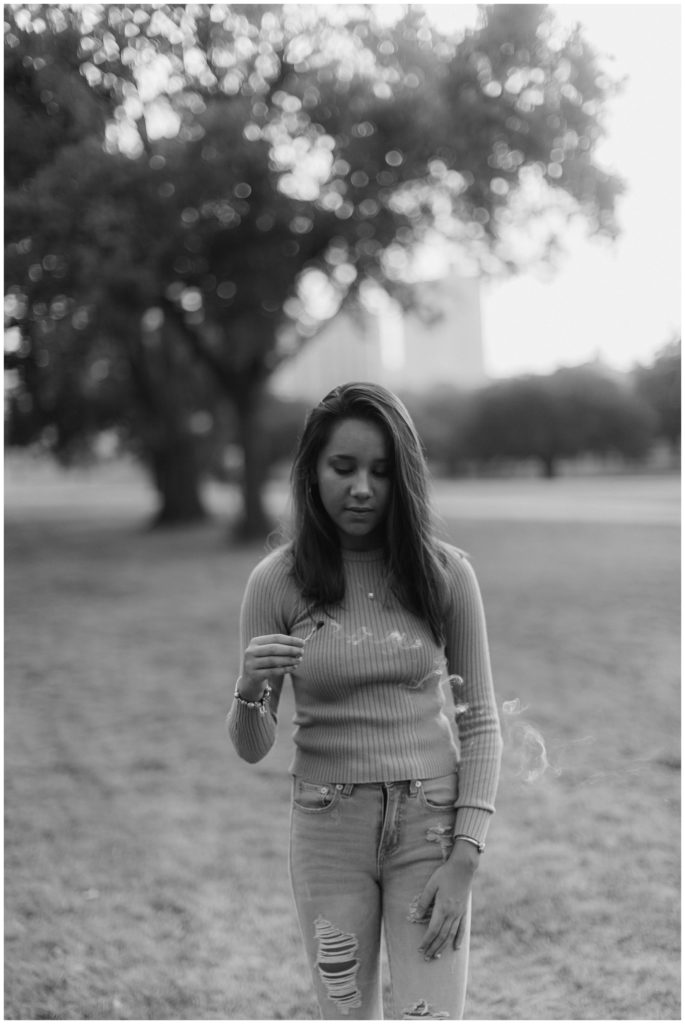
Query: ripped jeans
289 774 471 1020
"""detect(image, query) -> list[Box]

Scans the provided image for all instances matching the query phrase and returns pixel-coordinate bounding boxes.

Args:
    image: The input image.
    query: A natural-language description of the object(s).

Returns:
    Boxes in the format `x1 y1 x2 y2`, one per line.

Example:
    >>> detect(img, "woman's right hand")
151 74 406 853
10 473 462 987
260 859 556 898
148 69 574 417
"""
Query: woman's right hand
240 634 306 696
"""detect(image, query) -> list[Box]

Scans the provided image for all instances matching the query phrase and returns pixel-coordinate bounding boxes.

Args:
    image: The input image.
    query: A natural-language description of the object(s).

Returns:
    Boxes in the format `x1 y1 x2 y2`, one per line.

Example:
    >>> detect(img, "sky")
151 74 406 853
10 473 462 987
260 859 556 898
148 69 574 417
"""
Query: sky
424 3 682 378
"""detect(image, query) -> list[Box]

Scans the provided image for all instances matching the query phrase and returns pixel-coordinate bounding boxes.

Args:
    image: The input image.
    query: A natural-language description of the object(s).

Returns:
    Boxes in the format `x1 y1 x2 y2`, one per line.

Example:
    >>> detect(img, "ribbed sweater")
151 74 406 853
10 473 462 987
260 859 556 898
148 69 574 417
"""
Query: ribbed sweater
227 542 502 844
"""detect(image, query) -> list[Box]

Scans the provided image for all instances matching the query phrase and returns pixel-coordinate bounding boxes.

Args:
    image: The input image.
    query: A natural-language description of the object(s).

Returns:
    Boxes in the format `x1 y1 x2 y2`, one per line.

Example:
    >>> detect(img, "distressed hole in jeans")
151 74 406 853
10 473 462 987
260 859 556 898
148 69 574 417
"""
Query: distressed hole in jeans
401 999 450 1018
426 824 454 861
314 916 362 1014
407 894 431 924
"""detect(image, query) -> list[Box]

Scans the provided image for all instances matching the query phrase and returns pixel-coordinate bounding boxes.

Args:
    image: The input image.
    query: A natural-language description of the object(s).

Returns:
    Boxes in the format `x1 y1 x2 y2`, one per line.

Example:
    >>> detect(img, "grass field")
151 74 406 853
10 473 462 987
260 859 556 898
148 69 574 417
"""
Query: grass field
4 466 681 1020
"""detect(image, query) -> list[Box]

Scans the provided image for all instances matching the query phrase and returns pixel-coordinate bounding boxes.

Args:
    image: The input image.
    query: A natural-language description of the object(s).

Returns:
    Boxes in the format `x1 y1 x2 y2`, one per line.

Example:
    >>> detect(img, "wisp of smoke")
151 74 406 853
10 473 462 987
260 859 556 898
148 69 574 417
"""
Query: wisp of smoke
337 624 424 651
501 698 560 783
448 672 470 718
403 655 449 692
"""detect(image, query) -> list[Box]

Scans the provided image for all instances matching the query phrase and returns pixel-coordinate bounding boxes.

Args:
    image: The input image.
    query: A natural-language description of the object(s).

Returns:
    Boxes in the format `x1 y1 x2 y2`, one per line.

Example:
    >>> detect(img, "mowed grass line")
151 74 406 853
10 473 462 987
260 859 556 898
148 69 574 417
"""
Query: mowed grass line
4 490 680 1020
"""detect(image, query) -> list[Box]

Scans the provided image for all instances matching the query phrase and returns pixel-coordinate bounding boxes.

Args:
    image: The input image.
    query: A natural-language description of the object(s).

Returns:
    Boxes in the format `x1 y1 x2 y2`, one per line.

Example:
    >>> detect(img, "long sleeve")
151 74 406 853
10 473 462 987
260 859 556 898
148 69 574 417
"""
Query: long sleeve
226 681 282 763
226 548 294 763
442 548 503 845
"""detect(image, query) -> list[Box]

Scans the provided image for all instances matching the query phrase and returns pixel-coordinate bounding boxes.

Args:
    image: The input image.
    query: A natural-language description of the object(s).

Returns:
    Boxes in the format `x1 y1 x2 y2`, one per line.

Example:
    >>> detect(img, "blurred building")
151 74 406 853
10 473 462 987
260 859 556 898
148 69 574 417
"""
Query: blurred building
270 273 486 402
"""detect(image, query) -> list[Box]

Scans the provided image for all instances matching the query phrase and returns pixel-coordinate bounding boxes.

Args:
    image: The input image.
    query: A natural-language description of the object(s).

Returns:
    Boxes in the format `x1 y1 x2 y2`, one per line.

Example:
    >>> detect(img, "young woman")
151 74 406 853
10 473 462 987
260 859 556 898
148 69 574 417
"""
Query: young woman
227 382 502 1020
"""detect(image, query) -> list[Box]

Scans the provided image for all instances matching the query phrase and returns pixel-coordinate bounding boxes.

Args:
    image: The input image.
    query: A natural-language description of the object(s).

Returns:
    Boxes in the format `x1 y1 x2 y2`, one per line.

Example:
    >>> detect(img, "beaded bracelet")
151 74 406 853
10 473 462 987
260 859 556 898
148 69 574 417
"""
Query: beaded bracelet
453 834 485 854
234 681 272 715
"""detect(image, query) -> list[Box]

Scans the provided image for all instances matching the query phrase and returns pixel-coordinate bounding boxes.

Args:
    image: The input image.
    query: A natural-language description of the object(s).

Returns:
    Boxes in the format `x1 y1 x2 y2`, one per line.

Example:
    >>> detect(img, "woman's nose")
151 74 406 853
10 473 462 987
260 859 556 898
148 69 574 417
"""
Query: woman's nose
350 471 372 497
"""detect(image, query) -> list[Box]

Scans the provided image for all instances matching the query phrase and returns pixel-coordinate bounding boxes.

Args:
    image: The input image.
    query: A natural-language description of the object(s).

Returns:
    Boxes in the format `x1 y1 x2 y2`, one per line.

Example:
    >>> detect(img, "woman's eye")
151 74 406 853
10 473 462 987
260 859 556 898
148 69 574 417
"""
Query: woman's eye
329 463 388 477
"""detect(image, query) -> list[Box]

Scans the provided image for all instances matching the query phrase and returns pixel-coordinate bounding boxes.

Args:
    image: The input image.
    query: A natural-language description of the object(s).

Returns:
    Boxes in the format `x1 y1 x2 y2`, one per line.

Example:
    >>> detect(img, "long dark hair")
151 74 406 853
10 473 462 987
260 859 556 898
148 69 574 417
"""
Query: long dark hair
289 382 449 643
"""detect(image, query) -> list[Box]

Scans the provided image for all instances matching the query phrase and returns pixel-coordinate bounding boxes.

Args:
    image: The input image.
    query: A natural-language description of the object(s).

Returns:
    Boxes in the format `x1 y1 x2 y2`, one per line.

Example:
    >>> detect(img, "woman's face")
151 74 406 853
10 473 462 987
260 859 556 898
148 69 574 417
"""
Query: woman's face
315 417 391 550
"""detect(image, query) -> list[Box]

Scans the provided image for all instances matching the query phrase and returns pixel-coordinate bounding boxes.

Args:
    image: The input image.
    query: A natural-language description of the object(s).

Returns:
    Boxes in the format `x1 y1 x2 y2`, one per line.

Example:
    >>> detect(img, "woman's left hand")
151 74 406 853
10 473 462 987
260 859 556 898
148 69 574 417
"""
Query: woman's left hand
414 842 480 960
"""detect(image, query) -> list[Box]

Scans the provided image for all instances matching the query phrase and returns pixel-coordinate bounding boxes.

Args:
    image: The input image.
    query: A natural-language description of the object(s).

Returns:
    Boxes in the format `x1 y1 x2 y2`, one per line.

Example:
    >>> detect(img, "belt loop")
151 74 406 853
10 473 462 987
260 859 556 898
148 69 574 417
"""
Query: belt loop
340 783 354 796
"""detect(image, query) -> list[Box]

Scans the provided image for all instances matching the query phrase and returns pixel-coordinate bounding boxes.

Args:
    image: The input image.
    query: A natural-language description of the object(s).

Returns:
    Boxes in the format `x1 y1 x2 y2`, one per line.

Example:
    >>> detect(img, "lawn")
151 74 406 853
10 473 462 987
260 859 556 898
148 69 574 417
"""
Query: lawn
4 467 681 1020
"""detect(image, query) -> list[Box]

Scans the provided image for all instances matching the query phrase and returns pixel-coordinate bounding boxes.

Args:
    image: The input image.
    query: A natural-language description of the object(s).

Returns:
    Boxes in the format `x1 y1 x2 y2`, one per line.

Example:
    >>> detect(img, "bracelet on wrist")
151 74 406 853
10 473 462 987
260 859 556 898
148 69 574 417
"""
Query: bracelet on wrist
453 834 485 854
234 680 272 715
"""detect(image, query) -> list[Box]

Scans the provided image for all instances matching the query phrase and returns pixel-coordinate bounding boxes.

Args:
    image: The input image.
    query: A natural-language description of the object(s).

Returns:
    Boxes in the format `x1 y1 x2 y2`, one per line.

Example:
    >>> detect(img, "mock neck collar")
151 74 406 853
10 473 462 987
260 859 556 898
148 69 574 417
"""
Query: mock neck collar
340 547 386 563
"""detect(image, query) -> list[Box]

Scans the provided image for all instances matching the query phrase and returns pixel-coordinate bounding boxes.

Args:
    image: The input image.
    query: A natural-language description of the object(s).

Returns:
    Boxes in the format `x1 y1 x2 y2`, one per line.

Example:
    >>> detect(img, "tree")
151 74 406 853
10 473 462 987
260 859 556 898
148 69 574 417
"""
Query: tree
465 365 657 477
633 338 681 455
550 365 657 467
466 374 565 477
4 7 220 522
4 139 226 522
3 5 112 186
404 386 476 476
5 4 624 534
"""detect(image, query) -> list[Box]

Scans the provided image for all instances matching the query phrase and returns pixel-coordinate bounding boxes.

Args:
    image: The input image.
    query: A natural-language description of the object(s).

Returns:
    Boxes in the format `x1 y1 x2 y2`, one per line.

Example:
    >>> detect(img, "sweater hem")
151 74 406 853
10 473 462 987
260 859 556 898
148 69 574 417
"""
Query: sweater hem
289 750 458 784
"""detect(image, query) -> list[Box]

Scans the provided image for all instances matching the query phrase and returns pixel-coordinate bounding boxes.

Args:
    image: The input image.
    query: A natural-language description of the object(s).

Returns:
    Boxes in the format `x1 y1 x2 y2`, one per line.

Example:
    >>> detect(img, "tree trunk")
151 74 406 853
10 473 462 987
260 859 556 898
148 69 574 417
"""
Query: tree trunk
232 381 272 540
540 454 557 479
149 434 208 526
124 321 209 528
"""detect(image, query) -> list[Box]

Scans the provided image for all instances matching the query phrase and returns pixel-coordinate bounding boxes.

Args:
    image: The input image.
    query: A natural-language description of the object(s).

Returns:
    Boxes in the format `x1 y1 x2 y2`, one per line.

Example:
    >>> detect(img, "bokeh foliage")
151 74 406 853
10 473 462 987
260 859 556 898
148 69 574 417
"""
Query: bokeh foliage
456 365 658 478
633 337 681 456
5 3 624 531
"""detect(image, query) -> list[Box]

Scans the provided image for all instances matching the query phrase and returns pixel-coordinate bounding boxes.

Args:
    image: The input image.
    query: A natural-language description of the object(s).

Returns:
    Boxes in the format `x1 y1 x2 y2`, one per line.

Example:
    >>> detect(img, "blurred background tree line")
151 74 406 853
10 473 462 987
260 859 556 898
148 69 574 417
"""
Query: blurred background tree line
4 4 679 534
408 341 680 480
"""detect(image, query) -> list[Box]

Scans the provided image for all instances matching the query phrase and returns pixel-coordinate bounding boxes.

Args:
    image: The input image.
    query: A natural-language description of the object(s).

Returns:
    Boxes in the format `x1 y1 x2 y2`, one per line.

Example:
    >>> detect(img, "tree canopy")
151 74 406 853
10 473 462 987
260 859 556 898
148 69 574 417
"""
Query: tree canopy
5 3 625 532
421 364 658 478
633 337 681 455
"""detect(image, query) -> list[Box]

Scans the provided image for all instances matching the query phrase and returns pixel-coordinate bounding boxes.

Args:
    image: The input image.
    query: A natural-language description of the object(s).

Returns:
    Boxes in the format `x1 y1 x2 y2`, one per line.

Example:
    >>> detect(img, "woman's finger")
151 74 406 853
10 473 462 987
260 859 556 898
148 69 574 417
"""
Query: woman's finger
419 912 453 960
248 651 303 665
245 655 302 672
453 912 467 951
249 642 305 659
245 664 298 678
252 633 305 646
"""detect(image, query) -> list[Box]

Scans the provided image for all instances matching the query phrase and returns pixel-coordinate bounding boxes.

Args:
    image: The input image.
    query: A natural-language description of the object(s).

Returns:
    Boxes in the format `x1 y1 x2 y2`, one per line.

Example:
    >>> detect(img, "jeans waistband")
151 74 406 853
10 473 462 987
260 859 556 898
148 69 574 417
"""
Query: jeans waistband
304 780 425 797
